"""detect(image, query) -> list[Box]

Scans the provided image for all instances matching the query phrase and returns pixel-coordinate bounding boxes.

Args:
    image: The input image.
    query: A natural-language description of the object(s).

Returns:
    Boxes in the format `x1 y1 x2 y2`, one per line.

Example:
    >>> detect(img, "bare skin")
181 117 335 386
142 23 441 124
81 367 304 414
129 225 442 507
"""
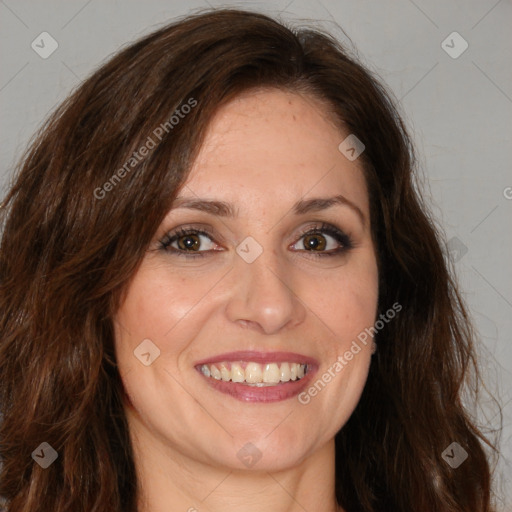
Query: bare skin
114 88 379 512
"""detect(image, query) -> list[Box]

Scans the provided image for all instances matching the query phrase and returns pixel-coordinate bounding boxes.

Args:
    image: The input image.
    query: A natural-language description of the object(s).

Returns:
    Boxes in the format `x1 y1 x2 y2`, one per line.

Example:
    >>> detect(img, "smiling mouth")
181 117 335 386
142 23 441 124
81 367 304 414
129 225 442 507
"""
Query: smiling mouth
198 361 308 386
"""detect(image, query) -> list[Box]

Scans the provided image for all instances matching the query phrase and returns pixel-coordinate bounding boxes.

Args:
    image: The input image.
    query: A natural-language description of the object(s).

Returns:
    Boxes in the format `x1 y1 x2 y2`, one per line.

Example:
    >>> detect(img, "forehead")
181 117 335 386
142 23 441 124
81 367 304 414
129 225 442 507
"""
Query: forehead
182 89 369 217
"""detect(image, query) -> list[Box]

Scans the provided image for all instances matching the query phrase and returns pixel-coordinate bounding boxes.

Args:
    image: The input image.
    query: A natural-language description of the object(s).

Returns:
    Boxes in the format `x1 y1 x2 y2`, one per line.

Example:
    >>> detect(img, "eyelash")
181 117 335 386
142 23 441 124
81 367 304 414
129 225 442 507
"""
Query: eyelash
158 222 354 260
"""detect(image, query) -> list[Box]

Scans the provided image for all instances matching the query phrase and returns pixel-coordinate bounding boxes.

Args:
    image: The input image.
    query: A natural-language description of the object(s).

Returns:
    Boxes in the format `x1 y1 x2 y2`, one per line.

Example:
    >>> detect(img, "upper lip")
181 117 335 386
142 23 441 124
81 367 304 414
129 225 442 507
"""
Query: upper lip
194 350 319 367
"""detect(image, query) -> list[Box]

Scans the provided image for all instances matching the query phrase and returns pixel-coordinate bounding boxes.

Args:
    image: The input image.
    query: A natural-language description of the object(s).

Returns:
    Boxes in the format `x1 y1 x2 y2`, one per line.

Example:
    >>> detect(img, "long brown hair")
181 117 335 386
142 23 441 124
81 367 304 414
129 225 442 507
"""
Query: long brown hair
0 8 496 511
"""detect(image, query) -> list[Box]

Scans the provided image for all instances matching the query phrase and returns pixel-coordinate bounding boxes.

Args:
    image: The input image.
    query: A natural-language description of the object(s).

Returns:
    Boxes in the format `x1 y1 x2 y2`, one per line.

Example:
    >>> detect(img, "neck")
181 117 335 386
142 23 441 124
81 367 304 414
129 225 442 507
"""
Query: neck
128 412 343 512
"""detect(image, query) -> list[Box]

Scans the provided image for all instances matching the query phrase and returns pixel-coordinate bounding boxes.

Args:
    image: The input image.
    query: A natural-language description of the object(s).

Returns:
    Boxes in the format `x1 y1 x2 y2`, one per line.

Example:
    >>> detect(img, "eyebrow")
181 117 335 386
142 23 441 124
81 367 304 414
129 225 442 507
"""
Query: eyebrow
171 194 366 227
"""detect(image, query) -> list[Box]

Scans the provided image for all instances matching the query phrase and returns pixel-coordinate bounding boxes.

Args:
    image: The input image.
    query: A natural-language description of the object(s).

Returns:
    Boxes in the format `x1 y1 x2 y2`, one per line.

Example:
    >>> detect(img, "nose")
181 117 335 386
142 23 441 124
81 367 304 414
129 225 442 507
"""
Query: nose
224 246 307 335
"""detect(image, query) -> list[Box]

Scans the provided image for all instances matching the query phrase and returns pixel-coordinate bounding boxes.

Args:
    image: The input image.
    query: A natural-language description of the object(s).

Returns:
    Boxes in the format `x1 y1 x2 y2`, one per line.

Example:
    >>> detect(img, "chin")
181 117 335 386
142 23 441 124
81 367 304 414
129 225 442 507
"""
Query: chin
219 429 315 472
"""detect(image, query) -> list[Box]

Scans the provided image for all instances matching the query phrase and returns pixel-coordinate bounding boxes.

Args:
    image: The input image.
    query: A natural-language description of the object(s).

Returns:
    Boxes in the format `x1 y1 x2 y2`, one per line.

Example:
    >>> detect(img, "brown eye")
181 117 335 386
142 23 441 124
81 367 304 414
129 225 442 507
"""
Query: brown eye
303 233 327 251
177 234 201 251
290 223 353 258
159 228 219 257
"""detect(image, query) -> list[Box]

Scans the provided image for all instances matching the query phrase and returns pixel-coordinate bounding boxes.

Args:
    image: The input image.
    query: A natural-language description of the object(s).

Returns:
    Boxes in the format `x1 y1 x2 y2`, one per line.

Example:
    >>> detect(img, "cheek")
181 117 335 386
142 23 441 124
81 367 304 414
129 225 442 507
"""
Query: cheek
313 258 379 341
112 265 208 416
299 254 378 416
116 261 212 342
299 271 377 437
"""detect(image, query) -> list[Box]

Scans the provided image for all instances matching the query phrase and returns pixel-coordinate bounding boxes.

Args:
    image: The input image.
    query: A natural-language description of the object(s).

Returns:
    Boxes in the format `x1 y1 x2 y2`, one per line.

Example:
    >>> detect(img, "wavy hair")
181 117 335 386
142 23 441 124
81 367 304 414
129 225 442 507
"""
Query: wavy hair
0 8 496 512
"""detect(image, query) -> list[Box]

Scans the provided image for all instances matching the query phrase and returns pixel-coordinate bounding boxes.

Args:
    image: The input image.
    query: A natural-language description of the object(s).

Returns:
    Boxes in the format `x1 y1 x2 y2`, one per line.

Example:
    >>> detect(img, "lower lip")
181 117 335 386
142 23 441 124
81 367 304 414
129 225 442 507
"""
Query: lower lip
197 367 317 403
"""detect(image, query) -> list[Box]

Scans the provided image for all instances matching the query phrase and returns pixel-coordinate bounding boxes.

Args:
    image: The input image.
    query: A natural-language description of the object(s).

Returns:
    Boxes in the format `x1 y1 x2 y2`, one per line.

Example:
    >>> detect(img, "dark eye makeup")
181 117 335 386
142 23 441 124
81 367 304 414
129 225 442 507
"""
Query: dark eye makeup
157 221 354 260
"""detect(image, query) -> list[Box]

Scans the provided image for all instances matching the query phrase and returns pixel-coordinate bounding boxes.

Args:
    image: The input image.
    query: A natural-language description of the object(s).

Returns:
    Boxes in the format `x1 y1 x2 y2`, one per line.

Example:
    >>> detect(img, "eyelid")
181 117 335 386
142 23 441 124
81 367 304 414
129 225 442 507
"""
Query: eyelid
290 222 353 253
159 223 217 241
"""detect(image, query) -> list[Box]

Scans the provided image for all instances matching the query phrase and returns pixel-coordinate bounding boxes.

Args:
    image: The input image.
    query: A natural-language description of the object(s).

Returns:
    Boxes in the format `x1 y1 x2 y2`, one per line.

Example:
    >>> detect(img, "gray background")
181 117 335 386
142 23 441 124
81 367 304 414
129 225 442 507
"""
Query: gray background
1 0 510 509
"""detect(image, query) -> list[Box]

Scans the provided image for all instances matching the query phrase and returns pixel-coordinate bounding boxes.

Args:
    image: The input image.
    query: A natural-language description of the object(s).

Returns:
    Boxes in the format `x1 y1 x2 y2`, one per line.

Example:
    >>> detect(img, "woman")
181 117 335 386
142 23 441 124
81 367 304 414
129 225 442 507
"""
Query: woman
0 8 496 512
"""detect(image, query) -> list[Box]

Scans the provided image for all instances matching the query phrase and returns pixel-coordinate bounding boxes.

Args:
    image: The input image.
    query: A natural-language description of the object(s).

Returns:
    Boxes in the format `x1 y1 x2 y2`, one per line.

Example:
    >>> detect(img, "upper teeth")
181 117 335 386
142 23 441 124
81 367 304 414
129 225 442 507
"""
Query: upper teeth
200 362 306 386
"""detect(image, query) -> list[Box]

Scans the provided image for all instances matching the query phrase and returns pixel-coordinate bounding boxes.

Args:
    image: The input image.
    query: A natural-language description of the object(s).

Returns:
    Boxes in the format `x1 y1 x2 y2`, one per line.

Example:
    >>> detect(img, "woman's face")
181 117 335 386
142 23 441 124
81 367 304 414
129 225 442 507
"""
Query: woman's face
114 89 379 472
